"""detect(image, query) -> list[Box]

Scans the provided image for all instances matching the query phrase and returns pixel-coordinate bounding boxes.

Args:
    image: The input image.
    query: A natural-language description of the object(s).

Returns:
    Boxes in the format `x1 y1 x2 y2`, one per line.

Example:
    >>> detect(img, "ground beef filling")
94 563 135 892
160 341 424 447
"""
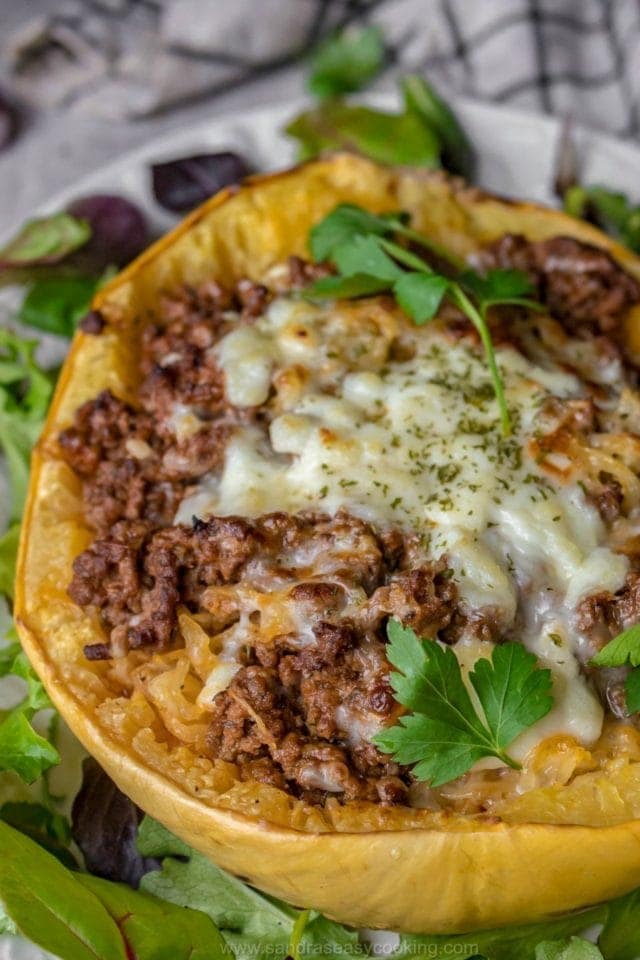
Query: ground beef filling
57 273 472 803
577 573 640 720
479 233 640 337
69 508 465 802
58 243 640 805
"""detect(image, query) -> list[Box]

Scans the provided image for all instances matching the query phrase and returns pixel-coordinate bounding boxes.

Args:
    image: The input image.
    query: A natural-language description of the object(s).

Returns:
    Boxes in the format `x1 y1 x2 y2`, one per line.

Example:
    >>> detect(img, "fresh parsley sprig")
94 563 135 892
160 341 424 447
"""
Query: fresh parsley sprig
590 624 640 714
306 203 539 436
373 621 554 787
309 202 465 272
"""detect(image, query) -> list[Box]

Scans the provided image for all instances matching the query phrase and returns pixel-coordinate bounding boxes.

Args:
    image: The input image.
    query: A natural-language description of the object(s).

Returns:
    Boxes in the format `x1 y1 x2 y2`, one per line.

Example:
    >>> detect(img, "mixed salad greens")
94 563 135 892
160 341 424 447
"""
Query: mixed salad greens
3 22 640 960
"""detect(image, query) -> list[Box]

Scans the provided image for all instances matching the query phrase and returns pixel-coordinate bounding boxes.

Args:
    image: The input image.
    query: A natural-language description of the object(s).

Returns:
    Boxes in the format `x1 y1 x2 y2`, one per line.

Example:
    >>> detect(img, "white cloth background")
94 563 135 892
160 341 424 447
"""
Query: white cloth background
0 0 639 232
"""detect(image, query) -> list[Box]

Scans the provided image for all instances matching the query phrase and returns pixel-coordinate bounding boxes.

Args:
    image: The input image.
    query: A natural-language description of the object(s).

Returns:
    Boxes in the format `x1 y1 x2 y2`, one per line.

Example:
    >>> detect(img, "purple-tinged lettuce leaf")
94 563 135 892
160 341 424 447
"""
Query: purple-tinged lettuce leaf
72 757 160 888
151 152 250 212
68 194 148 266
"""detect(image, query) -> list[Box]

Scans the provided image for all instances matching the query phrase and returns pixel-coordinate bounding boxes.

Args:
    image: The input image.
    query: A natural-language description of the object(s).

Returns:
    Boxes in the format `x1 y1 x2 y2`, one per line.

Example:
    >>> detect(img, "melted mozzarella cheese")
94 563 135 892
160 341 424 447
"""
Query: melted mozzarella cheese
176 295 629 753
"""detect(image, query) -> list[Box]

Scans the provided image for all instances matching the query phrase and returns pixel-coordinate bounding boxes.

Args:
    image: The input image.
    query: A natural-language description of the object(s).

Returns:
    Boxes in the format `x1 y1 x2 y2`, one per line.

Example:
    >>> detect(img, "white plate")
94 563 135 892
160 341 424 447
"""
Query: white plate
5 92 640 232
2 92 640 960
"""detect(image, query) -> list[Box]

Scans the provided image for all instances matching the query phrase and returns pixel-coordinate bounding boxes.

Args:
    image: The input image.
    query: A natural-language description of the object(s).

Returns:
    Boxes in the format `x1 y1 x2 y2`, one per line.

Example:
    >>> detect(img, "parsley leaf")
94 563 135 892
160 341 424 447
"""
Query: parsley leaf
309 204 404 262
590 624 640 716
333 233 404 282
309 202 462 269
305 203 540 434
470 642 556 748
376 714 493 786
373 621 553 787
394 272 449 324
451 284 513 435
308 25 385 99
461 267 535 304
307 273 392 299
591 624 640 668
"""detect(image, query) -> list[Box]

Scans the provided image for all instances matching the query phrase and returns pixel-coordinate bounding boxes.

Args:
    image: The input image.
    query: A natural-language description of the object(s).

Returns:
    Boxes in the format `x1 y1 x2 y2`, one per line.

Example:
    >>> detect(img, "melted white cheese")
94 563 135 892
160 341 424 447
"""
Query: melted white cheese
176 296 629 754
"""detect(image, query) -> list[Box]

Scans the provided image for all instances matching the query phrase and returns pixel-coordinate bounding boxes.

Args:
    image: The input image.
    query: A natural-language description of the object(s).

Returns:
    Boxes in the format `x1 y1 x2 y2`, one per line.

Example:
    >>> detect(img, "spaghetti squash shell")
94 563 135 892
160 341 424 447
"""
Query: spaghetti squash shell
15 154 640 934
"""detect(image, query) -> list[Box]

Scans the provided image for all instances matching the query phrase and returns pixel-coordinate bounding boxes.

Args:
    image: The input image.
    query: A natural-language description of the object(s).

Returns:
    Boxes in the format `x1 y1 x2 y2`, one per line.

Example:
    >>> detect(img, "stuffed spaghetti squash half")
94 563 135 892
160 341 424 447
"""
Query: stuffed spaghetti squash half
15 154 640 933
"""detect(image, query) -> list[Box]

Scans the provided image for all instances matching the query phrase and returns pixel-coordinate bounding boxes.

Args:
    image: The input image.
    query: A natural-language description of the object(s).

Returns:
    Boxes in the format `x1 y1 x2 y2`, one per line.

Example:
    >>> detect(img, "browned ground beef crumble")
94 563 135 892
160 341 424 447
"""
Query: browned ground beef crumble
479 234 640 336
59 242 640 804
